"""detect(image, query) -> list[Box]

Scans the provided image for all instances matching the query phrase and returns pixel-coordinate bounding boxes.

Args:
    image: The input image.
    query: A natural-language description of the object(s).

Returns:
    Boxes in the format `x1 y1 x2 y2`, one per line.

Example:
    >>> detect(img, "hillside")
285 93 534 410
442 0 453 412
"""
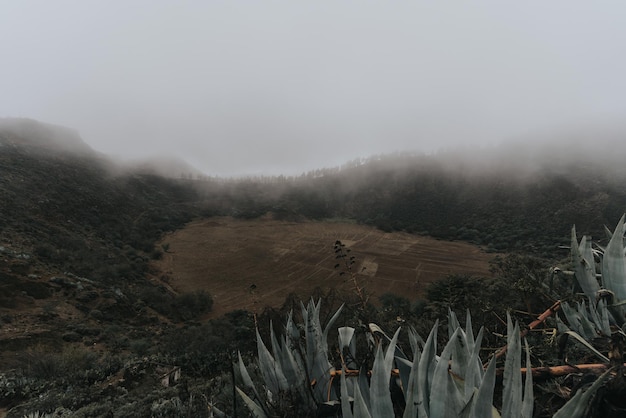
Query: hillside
203 143 626 256
2 119 625 416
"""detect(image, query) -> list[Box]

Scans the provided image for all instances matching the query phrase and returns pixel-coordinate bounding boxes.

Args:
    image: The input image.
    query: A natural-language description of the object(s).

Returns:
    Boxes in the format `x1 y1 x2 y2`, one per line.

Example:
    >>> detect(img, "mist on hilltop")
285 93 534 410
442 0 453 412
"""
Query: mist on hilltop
2 2 626 177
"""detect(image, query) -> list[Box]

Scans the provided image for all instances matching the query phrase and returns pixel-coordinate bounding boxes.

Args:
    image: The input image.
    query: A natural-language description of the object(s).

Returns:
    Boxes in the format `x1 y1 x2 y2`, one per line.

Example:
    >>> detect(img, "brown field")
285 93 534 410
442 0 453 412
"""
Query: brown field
153 217 496 318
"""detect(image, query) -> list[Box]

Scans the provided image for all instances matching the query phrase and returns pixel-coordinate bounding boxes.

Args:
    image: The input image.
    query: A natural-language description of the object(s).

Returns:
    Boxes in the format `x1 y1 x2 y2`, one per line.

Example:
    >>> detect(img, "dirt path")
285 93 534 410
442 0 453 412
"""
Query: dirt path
153 217 495 318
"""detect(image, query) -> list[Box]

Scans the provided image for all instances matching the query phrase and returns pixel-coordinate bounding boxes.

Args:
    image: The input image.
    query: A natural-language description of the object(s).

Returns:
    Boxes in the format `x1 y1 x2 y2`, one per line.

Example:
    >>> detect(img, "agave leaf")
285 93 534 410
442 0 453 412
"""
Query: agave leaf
285 310 300 342
238 351 256 392
450 326 470 383
338 326 357 368
560 302 590 340
418 319 438 417
521 339 534 418
588 297 604 335
358 364 371 409
576 300 598 339
502 314 522 418
256 328 289 393
465 309 475 352
448 308 461 340
407 326 424 360
353 378 373 418
553 369 612 418
236 387 268 418
340 367 354 418
302 299 334 402
278 334 309 402
301 301 314 374
385 327 402 368
237 351 264 407
571 227 600 300
430 327 465 418
370 327 401 418
602 215 626 301
338 326 355 352
563 330 610 363
269 321 283 367
401 348 422 418
370 344 394 418
598 299 612 336
471 354 497 418
323 303 344 353
396 356 413 402
464 326 485 401
458 390 475 418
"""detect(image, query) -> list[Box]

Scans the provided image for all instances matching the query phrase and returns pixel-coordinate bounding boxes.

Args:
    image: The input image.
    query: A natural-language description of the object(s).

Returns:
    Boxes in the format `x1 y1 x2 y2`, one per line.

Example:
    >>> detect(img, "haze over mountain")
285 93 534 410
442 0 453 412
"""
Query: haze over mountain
2 2 625 176
2 113 626 416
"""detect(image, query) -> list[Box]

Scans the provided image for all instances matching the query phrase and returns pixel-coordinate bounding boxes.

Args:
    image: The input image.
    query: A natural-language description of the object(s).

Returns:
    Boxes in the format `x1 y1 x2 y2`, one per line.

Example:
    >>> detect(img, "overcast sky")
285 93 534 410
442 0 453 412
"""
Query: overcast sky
1 2 625 176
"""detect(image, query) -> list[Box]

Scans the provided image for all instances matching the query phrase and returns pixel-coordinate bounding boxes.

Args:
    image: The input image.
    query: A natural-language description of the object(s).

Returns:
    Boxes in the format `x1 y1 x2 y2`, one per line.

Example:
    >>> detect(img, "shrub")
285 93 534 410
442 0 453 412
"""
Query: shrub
173 290 213 321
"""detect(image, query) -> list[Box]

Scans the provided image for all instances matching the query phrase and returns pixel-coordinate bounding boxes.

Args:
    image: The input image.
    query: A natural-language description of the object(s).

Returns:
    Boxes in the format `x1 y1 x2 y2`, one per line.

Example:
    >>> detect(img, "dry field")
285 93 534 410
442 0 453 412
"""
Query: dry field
154 217 496 318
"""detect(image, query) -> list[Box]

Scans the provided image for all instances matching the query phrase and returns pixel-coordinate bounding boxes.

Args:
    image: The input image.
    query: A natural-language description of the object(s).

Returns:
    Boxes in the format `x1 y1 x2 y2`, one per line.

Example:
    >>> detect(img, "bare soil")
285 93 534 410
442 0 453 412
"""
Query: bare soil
153 217 496 318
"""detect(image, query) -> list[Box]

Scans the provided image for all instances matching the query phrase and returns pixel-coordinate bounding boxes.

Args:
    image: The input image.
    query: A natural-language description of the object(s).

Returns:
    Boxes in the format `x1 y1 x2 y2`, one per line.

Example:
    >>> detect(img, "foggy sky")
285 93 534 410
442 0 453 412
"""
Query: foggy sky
1 2 625 177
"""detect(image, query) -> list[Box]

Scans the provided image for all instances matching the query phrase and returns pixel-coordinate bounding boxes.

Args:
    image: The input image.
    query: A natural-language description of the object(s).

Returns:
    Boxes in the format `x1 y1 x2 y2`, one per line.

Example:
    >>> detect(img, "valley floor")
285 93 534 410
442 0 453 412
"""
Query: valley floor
153 217 495 317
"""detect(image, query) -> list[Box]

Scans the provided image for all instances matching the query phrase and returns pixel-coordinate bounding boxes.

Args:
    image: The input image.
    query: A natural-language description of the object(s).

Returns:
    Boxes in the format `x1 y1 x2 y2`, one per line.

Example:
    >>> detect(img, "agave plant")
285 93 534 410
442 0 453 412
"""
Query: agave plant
237 301 537 418
236 300 344 416
561 216 626 360
569 215 626 330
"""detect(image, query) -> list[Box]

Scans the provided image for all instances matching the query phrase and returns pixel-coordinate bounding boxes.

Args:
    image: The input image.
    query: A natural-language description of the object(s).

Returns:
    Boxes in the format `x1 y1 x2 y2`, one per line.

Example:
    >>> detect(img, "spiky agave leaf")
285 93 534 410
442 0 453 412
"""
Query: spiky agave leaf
338 326 356 356
577 300 599 339
302 299 335 402
237 351 264 406
521 339 533 418
269 321 284 370
353 378 373 418
277 333 312 407
407 326 424 361
470 354 498 418
465 309 475 352
571 226 600 301
430 327 465 418
370 344 395 418
285 310 300 342
552 369 612 418
256 328 289 394
560 302 595 341
588 297 604 335
323 303 344 352
602 215 626 302
370 327 401 418
358 363 371 409
448 308 461 340
396 356 413 402
417 319 438 417
562 329 610 363
501 314 522 418
236 387 269 418
340 366 354 418
598 299 612 336
463 326 485 402
449 326 470 385
400 345 421 418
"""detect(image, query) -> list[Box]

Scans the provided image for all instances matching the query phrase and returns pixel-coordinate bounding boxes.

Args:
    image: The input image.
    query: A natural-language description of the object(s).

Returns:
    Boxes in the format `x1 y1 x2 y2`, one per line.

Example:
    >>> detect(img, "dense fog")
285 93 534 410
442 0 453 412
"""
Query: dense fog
2 2 625 176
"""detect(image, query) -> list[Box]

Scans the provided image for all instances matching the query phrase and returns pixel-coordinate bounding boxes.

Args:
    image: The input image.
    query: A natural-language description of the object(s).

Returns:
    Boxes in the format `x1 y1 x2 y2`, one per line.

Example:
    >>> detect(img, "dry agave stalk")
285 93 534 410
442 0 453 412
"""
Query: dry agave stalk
334 240 369 308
